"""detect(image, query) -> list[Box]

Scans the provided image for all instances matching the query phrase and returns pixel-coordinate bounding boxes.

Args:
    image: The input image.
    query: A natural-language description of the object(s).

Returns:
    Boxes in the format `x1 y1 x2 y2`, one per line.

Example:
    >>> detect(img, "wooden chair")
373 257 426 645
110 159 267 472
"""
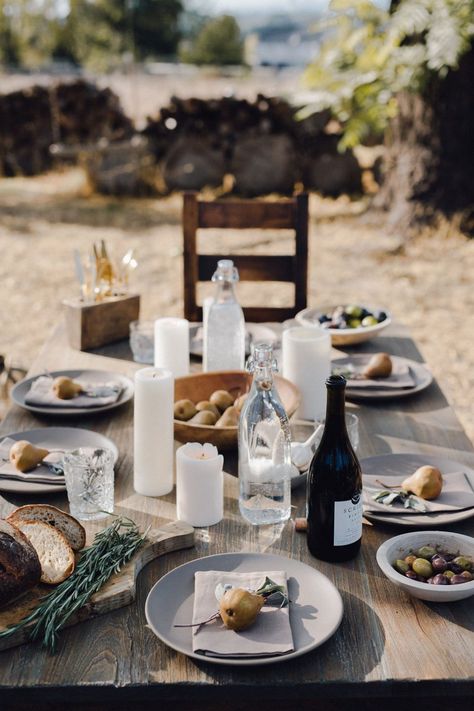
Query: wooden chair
182 192 309 322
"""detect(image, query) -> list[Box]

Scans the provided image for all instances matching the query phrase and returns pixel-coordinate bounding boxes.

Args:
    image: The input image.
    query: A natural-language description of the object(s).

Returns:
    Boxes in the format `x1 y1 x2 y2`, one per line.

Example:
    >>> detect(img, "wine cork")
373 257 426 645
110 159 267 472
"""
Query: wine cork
294 517 308 532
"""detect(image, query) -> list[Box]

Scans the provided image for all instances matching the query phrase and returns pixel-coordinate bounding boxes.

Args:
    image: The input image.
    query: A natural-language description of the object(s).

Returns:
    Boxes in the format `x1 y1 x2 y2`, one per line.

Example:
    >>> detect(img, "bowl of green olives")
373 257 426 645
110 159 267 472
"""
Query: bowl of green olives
376 531 474 602
295 304 391 346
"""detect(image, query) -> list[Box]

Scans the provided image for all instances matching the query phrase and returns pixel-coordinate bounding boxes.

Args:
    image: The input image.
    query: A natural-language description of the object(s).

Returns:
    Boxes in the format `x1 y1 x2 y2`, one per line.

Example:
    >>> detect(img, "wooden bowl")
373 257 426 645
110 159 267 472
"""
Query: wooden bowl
174 370 300 451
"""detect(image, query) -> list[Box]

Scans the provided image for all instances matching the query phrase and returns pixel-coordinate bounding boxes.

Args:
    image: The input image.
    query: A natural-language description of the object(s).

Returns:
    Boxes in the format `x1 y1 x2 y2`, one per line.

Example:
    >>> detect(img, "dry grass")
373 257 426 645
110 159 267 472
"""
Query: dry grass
0 167 473 443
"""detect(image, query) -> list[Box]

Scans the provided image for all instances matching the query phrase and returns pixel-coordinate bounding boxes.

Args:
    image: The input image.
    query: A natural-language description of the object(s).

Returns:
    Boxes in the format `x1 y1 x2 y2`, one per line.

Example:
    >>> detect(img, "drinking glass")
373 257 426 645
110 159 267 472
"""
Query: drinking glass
130 320 154 364
313 413 359 452
63 447 115 521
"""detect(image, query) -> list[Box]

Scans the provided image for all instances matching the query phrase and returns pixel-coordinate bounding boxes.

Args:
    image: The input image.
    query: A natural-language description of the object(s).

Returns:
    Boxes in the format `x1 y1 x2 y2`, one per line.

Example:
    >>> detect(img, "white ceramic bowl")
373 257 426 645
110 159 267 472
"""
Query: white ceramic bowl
295 305 391 346
376 530 474 602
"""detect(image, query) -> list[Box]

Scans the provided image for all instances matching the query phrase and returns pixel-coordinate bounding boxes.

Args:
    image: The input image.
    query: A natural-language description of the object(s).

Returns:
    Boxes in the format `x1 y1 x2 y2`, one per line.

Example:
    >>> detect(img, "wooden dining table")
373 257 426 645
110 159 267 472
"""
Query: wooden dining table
0 321 473 711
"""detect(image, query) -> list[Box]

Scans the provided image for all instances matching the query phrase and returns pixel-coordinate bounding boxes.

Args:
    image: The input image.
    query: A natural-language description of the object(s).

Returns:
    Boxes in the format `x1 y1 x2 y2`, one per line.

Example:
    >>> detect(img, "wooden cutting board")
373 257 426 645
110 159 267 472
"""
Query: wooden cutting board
0 520 194 652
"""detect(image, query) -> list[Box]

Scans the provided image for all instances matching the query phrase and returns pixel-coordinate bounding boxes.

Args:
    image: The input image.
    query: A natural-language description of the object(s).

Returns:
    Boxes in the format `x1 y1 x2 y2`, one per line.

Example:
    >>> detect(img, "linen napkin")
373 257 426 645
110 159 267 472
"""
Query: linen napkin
0 437 65 485
363 471 474 515
192 570 293 658
344 361 416 390
25 375 122 408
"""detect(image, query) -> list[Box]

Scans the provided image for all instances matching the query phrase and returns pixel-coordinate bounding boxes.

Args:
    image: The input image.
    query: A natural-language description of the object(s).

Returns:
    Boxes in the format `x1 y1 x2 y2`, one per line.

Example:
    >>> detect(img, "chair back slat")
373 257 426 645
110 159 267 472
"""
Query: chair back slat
198 255 294 282
198 200 295 229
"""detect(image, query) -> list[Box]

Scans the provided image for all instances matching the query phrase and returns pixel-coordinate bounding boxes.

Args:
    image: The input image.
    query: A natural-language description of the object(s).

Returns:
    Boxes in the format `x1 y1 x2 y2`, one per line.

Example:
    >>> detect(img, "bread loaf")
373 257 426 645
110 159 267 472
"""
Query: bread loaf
13 520 75 585
0 519 42 608
8 504 86 551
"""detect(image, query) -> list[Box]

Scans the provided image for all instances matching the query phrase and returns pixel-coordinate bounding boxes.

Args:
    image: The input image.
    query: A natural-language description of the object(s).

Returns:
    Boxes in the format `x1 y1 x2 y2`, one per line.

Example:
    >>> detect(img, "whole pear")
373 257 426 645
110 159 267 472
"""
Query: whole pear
174 399 198 421
209 390 234 413
188 410 218 425
219 588 265 631
9 440 50 473
53 376 82 399
402 465 443 500
215 406 239 427
234 393 248 413
195 401 220 418
363 352 392 379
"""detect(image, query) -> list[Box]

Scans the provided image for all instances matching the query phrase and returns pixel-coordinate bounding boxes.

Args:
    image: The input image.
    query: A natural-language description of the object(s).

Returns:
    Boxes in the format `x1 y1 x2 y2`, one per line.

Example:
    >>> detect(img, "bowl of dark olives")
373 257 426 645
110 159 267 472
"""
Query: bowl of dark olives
295 304 391 345
376 531 474 602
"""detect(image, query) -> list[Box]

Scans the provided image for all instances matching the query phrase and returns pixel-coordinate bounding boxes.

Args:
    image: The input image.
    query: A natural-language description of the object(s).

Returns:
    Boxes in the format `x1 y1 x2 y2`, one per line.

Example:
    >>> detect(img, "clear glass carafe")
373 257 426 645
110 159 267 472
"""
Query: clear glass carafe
203 259 245 372
238 343 292 525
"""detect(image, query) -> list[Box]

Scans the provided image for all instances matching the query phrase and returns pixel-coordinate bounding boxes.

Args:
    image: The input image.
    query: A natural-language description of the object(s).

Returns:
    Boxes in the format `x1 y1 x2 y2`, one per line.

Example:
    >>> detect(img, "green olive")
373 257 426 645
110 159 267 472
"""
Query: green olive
394 559 410 575
362 315 378 327
444 570 454 579
460 570 473 581
412 558 433 578
453 556 472 571
416 546 437 560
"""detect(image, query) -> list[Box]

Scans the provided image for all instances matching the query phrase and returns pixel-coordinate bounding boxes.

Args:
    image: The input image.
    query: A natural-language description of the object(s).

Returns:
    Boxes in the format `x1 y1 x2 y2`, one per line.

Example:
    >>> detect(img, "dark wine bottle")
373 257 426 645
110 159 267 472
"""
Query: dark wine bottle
307 374 362 562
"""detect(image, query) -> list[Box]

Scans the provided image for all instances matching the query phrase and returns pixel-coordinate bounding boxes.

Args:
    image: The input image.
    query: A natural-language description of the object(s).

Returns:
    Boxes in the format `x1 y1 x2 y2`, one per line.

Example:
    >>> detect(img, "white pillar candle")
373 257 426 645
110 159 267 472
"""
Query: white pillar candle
282 326 331 421
154 317 189 378
134 367 174 497
176 442 224 527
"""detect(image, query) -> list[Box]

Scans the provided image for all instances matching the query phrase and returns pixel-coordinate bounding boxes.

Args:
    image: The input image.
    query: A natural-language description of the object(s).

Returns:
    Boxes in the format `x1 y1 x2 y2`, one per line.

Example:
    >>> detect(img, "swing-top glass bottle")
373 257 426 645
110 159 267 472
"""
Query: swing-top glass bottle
238 343 292 525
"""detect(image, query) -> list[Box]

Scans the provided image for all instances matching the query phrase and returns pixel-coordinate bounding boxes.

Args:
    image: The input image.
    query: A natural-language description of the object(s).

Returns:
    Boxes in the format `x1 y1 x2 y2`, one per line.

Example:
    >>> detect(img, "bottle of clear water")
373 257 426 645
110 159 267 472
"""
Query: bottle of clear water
204 260 245 372
238 343 292 525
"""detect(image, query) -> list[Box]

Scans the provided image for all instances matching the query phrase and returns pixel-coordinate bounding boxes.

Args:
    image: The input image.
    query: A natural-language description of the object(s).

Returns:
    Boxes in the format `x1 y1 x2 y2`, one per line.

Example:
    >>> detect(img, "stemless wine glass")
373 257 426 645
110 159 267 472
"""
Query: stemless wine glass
129 320 154 364
63 447 114 521
313 413 359 452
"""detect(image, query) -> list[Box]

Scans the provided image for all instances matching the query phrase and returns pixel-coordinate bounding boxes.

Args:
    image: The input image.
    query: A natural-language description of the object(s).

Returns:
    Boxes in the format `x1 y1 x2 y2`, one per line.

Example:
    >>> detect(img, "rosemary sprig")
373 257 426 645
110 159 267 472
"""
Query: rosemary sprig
0 516 147 653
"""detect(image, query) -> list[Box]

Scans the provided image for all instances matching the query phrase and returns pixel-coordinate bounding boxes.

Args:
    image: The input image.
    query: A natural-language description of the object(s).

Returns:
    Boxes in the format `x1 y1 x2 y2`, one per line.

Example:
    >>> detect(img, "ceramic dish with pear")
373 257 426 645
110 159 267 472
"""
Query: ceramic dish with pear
296 304 391 346
174 371 300 451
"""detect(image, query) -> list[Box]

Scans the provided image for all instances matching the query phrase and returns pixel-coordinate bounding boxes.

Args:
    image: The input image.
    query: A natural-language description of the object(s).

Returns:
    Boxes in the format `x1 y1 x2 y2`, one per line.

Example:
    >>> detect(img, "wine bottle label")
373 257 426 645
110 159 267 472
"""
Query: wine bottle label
333 494 362 546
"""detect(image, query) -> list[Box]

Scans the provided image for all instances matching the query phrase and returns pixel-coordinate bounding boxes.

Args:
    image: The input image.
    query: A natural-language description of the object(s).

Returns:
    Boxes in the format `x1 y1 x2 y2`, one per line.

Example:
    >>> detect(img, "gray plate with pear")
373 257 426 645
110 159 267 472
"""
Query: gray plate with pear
0 427 119 495
333 355 433 400
362 453 474 527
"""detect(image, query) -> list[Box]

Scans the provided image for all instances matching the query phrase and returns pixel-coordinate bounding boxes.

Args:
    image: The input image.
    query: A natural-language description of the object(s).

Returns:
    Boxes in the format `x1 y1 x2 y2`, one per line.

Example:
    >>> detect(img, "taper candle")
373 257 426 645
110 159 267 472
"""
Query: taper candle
176 442 224 527
133 367 174 496
154 317 189 378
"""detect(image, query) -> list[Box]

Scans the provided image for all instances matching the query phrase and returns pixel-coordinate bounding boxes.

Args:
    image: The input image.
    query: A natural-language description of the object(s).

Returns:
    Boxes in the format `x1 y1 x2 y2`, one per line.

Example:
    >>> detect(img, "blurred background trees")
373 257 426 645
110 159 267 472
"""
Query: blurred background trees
179 14 243 65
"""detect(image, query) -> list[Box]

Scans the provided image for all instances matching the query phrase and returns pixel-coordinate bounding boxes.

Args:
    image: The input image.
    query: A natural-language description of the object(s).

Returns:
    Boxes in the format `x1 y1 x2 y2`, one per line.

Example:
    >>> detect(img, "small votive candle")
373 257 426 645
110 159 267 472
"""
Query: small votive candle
134 367 174 497
154 317 189 378
176 442 224 527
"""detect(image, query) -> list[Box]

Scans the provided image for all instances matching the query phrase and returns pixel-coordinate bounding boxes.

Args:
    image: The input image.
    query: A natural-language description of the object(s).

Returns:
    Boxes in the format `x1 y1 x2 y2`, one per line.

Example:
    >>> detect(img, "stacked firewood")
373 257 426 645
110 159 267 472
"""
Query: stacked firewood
0 81 133 177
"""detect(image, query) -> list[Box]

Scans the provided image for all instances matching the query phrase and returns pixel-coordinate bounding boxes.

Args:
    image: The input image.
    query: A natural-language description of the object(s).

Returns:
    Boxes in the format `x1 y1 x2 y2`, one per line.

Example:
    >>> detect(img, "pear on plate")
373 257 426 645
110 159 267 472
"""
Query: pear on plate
215 406 239 427
402 465 443 500
53 376 82 400
219 588 265 631
9 440 50 473
363 352 393 379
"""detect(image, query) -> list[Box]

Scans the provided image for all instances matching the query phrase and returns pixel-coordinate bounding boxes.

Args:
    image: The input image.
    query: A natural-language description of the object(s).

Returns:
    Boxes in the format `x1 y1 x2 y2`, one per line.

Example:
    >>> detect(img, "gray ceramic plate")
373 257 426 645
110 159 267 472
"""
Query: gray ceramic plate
0 427 118 494
189 323 278 358
11 369 134 416
362 453 474 527
145 552 343 666
333 355 433 400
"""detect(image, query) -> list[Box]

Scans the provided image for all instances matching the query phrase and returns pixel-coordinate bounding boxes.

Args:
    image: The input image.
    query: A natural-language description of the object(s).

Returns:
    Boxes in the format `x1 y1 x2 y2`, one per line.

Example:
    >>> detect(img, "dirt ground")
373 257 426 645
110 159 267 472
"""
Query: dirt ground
0 167 472 443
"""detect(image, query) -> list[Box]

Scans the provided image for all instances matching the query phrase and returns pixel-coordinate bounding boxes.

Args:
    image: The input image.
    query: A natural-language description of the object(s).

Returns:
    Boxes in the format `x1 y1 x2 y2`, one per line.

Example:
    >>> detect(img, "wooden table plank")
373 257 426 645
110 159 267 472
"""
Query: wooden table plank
0 322 473 707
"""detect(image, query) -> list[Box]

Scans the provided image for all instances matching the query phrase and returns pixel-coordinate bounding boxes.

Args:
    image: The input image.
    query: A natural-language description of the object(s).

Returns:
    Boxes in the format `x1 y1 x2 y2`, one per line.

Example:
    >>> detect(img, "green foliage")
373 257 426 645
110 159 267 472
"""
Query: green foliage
0 0 183 71
180 14 243 65
301 0 474 148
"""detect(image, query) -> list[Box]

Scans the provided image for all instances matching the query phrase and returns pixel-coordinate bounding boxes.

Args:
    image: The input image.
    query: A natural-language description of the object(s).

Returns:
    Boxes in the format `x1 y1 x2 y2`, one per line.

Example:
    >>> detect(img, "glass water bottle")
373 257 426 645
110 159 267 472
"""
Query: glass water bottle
203 259 245 372
238 343 292 525
307 374 363 562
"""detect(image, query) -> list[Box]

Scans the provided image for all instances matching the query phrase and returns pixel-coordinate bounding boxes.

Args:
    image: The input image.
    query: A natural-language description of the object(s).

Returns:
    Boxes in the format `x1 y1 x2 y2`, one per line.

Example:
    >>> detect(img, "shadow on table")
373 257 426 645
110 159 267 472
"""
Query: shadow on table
192 590 385 683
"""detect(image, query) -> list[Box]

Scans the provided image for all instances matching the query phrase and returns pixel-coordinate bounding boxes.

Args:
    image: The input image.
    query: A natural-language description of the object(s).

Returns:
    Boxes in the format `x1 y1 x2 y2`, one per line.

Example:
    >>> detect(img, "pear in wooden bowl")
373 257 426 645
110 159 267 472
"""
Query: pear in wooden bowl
174 370 300 451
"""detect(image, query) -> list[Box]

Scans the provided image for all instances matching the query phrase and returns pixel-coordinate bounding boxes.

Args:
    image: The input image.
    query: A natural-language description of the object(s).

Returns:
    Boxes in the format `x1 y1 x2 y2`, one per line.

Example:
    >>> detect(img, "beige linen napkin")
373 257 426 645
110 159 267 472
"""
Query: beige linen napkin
25 375 122 408
346 361 416 390
192 570 293 658
363 471 474 515
0 437 64 485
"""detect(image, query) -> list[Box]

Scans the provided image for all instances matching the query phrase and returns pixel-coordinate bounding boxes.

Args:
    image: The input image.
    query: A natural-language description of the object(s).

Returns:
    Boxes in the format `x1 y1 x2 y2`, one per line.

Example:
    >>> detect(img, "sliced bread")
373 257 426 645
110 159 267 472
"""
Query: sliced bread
8 504 86 551
13 520 75 585
0 519 42 607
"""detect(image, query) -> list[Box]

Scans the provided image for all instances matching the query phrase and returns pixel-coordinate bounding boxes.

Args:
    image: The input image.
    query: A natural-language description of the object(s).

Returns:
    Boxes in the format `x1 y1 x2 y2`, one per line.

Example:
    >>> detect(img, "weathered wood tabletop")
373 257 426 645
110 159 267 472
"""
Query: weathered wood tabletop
0 322 473 710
